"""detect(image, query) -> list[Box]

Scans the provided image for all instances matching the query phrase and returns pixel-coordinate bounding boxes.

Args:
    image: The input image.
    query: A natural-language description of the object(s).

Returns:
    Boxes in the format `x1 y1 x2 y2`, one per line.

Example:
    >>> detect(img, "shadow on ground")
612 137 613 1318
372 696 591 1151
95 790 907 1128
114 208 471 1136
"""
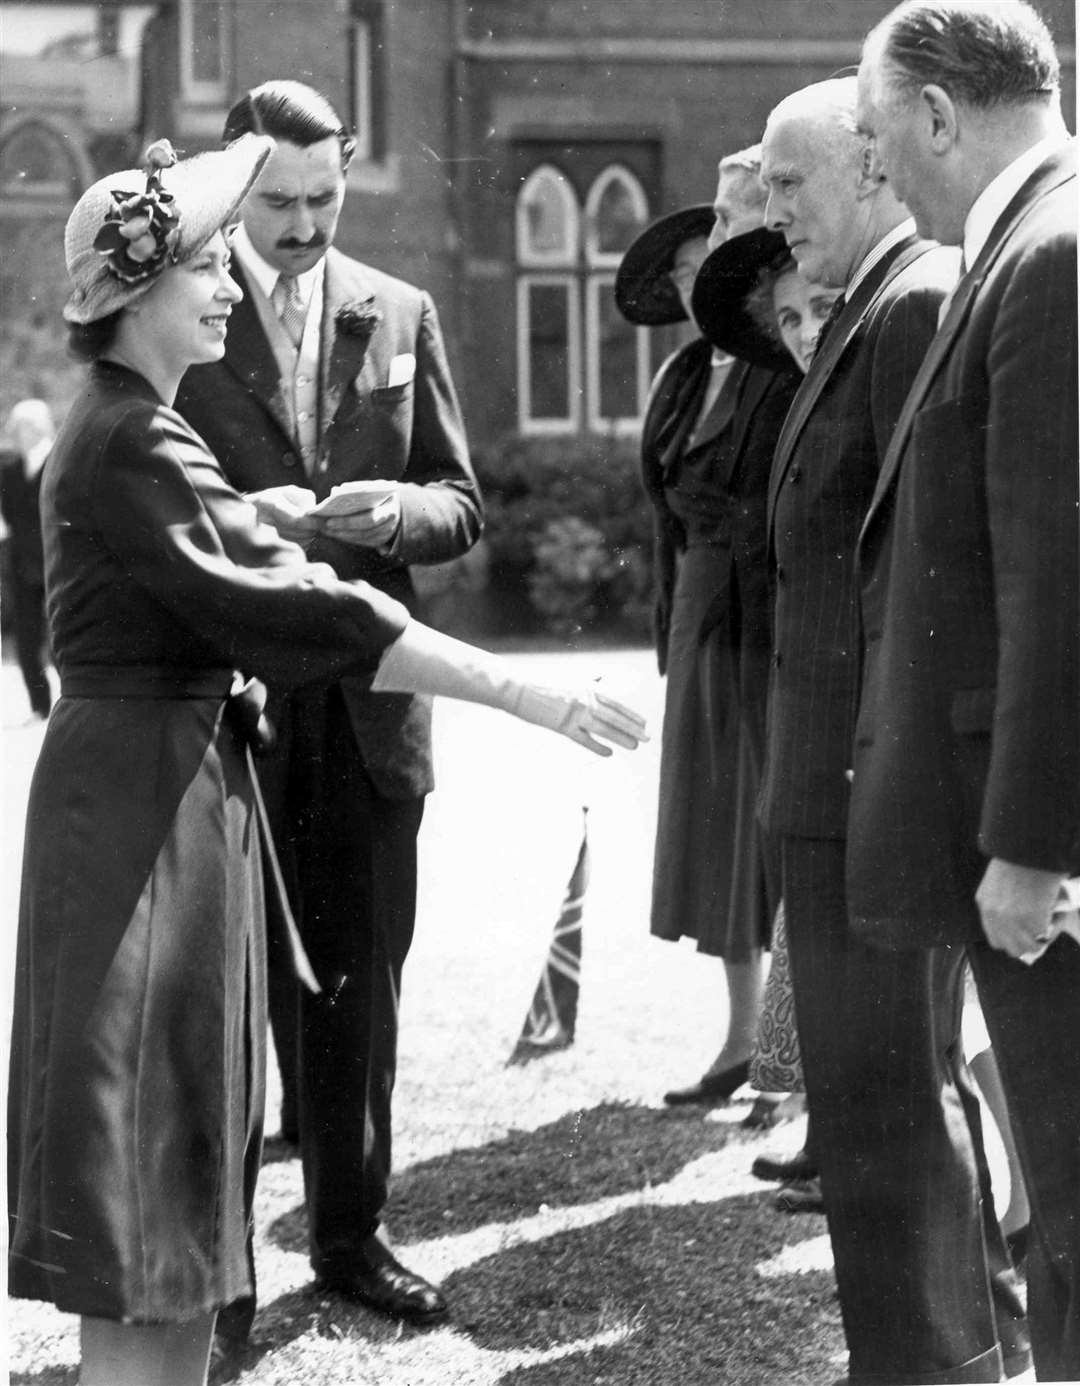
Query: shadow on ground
265 1100 757 1254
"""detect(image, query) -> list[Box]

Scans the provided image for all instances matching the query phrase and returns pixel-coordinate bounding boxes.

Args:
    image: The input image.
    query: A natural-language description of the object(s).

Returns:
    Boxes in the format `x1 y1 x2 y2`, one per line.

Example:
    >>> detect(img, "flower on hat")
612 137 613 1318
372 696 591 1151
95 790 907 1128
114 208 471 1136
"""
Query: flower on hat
334 296 382 340
93 139 182 286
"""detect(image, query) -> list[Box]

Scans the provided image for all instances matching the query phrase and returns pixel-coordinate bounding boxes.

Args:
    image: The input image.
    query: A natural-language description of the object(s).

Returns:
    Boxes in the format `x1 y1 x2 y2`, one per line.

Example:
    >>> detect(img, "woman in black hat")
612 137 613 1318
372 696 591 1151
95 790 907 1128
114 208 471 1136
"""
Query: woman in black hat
616 205 793 1108
8 139 645 1386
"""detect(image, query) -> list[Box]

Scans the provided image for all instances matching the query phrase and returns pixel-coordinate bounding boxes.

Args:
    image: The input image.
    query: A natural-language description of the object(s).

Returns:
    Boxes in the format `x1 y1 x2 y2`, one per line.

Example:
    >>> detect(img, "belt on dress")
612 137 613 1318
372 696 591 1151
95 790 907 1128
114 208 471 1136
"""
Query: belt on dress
58 664 322 994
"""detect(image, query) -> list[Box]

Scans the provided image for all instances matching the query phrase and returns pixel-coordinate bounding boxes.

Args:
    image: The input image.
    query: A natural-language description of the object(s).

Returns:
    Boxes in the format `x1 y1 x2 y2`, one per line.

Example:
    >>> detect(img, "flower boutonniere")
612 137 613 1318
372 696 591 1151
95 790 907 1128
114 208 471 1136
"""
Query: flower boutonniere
335 296 382 342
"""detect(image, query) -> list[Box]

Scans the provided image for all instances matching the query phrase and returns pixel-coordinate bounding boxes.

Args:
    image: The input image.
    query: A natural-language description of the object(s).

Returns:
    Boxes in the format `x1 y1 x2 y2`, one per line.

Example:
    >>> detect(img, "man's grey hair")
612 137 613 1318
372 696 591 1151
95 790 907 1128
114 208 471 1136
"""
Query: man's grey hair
718 144 768 208
866 0 1060 108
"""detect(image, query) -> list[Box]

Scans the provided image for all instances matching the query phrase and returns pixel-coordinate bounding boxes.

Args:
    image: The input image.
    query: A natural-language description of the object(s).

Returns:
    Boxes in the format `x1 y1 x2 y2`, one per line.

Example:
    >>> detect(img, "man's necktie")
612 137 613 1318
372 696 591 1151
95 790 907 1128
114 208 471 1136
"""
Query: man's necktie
937 253 968 328
811 293 846 360
273 273 307 348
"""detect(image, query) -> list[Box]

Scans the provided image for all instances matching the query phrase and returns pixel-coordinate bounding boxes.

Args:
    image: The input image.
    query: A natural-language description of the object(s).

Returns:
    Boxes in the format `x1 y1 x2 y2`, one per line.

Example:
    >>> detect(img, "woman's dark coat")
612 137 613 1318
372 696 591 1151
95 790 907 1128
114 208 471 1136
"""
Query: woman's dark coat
7 362 407 1322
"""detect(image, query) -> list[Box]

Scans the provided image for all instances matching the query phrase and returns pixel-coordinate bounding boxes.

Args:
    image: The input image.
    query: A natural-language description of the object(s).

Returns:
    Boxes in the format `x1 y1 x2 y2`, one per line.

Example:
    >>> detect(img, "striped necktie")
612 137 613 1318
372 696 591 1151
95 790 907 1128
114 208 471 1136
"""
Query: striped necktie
811 293 846 360
273 273 307 348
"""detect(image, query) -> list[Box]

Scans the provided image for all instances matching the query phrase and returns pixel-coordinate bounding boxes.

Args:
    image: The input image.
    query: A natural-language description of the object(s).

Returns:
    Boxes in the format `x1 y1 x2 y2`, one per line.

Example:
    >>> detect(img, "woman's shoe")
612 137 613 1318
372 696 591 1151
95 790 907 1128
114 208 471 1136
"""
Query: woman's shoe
663 1059 751 1106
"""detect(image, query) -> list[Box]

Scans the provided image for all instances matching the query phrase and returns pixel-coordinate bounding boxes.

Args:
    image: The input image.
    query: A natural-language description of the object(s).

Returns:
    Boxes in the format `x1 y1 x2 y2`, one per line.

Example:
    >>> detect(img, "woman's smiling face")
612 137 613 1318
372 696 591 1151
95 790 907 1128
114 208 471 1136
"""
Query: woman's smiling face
138 229 243 371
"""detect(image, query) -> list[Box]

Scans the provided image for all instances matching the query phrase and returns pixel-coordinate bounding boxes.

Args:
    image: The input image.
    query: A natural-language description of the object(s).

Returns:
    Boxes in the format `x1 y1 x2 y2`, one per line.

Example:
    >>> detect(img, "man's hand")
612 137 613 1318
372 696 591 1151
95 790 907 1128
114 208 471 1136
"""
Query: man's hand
319 490 401 552
248 485 320 542
975 857 1065 959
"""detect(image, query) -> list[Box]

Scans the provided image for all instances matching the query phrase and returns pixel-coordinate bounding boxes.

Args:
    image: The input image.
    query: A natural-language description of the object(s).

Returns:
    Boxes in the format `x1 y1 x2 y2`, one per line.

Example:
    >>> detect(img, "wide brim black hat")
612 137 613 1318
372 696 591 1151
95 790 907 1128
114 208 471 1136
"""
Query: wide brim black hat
614 204 716 326
691 226 794 371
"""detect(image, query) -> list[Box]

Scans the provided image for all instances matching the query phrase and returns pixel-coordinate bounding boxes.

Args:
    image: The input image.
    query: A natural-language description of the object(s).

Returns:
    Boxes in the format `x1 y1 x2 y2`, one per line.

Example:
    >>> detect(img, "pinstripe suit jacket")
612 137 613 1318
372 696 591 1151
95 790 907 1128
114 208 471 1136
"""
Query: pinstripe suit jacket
757 233 959 840
848 143 1079 948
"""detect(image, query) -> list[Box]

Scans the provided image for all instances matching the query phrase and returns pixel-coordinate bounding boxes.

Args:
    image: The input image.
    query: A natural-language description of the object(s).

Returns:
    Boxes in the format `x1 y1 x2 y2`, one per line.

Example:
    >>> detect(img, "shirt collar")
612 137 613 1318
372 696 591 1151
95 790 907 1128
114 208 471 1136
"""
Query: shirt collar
846 218 917 298
963 135 1066 269
231 222 324 306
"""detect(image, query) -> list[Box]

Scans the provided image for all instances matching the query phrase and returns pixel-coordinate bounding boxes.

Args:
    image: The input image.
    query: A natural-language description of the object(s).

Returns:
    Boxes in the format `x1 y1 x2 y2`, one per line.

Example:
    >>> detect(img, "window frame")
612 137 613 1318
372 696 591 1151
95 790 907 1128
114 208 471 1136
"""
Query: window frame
516 272 582 435
178 0 229 105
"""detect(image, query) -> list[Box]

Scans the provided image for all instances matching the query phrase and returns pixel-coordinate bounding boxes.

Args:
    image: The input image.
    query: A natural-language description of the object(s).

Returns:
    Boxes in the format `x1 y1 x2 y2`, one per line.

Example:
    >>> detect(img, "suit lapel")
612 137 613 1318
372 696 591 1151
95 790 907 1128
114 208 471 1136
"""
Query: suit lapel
222 263 295 443
861 144 1077 542
320 249 382 450
767 236 931 530
654 351 714 476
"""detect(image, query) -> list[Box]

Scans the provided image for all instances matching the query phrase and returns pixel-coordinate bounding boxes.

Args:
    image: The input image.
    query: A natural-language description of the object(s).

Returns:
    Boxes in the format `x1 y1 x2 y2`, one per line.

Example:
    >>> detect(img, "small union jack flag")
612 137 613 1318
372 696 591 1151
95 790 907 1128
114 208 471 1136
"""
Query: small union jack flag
508 807 589 1064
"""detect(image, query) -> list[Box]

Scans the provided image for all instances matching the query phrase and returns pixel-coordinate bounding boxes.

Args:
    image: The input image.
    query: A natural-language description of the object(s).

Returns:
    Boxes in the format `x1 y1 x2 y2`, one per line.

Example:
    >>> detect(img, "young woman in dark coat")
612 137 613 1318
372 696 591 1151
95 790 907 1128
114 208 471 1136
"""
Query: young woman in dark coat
6 137 645 1386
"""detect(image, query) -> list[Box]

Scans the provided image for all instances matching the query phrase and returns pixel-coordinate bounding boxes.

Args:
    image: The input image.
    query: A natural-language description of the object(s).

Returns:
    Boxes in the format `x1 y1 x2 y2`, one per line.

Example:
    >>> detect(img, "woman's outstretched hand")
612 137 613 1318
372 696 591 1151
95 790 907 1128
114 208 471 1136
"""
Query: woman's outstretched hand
515 683 648 756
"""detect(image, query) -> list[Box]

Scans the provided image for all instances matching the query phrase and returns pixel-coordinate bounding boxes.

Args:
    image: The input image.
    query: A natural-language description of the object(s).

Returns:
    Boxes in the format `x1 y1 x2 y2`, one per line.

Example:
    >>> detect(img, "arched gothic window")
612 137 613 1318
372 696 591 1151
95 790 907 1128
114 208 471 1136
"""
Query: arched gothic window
516 163 649 435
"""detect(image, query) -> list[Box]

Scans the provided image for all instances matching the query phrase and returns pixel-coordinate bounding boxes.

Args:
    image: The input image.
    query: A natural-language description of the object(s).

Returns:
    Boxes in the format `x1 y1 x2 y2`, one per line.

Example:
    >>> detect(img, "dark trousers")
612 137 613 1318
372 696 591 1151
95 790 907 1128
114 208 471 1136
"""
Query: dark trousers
4 575 50 717
266 686 424 1274
780 835 1028 1385
969 933 1080 1380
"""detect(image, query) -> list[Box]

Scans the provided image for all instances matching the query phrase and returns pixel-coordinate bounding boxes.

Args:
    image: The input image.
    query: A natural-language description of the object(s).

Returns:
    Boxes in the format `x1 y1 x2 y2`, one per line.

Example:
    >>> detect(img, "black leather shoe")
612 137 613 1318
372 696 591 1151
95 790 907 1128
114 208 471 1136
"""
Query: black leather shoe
315 1237 448 1325
751 1146 817 1183
663 1060 750 1106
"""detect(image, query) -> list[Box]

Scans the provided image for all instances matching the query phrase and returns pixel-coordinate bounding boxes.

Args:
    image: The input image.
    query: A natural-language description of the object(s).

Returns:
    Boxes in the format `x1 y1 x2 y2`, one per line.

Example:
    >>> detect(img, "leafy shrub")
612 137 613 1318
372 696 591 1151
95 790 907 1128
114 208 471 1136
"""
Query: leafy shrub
472 432 653 640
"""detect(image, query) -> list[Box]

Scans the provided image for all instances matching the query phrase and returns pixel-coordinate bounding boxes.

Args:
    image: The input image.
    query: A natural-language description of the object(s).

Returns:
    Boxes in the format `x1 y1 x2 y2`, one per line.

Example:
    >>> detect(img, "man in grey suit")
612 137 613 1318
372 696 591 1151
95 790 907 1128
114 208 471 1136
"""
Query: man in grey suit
758 76 1029 1383
177 81 481 1335
853 3 1078 1376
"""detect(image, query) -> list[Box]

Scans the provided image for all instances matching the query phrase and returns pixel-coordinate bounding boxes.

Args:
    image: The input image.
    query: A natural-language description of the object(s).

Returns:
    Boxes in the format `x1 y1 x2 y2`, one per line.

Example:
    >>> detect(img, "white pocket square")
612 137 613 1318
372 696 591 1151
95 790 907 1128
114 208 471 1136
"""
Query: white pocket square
387 353 416 388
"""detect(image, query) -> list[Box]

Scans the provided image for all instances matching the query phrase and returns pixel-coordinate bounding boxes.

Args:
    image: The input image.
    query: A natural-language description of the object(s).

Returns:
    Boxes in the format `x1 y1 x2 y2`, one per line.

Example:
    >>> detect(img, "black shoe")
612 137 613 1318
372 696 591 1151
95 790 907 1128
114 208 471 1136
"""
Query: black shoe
751 1146 817 1183
315 1237 448 1325
663 1060 750 1106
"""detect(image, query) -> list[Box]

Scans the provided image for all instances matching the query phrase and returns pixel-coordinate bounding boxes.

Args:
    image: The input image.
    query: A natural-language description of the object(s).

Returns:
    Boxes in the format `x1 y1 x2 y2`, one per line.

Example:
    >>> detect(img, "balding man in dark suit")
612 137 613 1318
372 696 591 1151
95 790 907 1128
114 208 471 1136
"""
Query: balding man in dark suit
759 76 1029 1384
854 3 1078 1377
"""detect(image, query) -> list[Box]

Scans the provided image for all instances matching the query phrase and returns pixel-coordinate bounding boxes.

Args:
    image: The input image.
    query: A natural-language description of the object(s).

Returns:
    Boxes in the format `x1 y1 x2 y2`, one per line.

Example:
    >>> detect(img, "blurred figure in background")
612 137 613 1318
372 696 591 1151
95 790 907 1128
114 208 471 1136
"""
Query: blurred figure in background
1 398 55 720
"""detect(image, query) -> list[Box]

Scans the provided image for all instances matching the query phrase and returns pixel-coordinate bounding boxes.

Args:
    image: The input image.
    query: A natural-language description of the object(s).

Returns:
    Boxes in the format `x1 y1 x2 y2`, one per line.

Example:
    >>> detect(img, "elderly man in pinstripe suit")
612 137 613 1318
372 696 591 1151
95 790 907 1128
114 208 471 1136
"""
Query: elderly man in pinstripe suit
758 77 1030 1384
853 3 1078 1377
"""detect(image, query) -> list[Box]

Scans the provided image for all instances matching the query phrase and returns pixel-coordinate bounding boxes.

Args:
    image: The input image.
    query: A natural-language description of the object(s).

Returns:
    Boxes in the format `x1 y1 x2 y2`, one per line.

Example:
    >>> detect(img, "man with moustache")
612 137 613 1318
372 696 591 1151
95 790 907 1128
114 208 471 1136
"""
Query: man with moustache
853 3 1078 1376
177 80 480 1338
758 77 1029 1383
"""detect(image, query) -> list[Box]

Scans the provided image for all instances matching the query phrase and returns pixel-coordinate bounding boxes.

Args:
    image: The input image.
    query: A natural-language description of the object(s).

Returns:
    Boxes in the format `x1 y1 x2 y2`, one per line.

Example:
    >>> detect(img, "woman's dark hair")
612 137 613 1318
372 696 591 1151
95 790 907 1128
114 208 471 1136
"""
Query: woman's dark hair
223 80 356 167
67 310 124 362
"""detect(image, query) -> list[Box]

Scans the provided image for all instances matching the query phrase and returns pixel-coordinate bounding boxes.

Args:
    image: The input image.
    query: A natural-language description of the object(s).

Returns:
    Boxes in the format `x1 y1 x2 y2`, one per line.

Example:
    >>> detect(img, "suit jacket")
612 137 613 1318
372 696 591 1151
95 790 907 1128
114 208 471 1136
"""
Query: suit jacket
848 144 1079 948
640 338 798 677
758 234 959 840
177 248 482 798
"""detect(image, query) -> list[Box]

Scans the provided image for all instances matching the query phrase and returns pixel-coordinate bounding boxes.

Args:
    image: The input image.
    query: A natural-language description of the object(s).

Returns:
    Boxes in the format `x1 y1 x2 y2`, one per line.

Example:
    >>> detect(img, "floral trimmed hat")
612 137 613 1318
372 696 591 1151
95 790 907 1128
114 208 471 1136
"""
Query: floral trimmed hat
63 133 274 325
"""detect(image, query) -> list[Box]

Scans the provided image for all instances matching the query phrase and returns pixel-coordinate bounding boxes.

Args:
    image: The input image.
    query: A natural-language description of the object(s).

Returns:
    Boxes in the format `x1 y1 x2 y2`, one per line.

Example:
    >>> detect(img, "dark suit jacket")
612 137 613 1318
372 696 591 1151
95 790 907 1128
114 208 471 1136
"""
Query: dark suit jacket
758 234 958 840
177 248 482 798
1 448 46 586
640 339 798 679
848 144 1079 948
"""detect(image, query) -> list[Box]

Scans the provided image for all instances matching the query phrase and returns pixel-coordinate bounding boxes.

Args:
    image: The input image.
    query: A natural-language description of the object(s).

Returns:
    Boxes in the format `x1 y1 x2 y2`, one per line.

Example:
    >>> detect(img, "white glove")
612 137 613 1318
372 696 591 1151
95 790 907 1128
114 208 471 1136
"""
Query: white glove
511 682 646 756
372 620 647 757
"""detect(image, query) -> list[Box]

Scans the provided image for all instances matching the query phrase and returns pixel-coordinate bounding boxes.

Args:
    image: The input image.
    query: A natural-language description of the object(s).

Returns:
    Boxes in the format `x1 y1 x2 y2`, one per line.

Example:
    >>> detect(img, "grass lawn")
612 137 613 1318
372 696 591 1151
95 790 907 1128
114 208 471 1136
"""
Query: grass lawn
3 650 847 1385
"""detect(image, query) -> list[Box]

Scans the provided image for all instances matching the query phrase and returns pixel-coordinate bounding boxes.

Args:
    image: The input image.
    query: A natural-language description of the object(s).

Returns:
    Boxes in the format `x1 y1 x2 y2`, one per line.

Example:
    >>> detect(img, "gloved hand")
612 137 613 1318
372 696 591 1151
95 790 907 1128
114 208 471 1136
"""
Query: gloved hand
371 619 648 756
512 682 647 756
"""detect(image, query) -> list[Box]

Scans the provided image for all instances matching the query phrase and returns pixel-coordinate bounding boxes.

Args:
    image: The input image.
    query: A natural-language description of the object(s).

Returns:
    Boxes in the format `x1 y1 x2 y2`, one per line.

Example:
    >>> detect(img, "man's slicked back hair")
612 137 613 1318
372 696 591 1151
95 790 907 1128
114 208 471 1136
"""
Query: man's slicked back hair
870 1 1060 108
223 80 356 165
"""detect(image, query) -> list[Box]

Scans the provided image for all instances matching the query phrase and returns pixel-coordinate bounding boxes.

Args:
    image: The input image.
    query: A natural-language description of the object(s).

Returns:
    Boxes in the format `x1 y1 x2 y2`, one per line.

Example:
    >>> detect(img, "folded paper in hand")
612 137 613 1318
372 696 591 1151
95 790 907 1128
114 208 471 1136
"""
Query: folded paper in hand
310 479 397 519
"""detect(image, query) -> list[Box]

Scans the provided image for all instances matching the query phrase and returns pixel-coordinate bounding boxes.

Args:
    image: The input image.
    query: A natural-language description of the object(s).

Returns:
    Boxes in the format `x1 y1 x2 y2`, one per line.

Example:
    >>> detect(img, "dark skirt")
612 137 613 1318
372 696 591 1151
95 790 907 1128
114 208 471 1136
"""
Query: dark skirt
650 544 774 960
7 694 266 1322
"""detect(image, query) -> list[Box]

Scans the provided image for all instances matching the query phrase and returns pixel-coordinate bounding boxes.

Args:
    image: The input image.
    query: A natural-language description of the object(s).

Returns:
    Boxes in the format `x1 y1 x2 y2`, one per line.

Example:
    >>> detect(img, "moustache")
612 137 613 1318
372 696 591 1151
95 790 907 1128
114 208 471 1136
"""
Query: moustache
276 234 327 251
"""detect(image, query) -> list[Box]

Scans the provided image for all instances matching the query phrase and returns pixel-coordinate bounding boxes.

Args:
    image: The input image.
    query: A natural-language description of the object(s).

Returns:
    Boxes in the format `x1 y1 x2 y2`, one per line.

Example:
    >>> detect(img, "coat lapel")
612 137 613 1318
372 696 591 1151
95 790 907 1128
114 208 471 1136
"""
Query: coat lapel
320 249 382 450
654 350 714 476
861 144 1077 542
222 264 295 444
767 236 932 531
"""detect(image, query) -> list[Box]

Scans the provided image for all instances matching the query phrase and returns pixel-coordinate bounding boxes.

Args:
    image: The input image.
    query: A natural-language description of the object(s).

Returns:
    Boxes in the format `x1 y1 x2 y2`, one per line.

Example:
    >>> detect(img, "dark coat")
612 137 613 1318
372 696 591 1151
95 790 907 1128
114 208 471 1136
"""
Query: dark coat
639 338 798 678
0 447 46 585
176 248 482 798
848 144 1079 948
758 235 958 840
7 362 408 1321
